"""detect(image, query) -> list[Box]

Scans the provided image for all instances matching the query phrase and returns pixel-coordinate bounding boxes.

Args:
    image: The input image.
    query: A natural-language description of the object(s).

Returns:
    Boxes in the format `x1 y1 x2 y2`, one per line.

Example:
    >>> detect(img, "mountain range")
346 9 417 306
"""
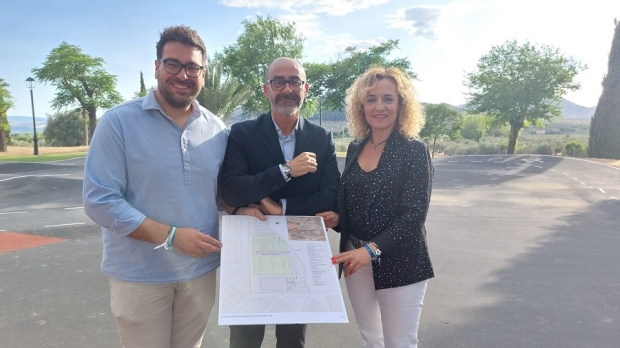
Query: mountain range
6 116 47 135
8 99 596 134
451 99 596 119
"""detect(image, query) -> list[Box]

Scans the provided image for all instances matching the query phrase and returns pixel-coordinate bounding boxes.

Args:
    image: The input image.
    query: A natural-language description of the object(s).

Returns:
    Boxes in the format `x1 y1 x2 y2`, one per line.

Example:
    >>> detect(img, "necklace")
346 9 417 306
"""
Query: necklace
371 138 388 150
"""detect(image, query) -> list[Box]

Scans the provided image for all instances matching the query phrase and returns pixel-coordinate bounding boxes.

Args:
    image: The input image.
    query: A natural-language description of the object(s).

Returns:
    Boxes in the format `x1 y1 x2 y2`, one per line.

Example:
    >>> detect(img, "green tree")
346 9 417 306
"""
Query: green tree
43 109 85 146
32 42 123 139
307 40 415 111
589 20 620 159
465 40 584 154
0 78 15 152
420 103 462 157
460 114 488 141
222 16 304 116
564 141 587 158
197 53 253 120
134 71 148 98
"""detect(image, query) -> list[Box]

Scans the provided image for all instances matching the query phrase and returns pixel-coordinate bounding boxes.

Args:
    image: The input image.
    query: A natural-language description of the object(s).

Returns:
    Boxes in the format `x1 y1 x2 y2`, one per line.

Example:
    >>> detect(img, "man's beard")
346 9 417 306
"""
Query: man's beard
270 92 303 117
158 79 199 109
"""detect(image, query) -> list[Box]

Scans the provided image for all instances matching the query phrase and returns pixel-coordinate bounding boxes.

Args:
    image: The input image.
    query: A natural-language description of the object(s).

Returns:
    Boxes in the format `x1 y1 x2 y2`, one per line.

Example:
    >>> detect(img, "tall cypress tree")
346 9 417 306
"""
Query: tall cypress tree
589 20 620 159
138 71 147 97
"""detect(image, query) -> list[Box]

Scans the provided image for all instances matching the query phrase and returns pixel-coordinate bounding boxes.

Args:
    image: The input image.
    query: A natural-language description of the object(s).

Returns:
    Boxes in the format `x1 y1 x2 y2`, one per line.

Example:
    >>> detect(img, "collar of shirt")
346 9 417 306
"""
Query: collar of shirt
271 115 298 163
272 116 299 140
142 89 201 128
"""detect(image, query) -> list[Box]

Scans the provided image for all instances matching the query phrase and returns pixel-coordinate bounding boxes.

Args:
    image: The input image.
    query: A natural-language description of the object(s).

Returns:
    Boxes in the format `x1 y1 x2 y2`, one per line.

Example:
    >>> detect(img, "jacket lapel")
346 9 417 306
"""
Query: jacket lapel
338 138 364 235
261 112 286 164
294 117 311 156
341 138 364 180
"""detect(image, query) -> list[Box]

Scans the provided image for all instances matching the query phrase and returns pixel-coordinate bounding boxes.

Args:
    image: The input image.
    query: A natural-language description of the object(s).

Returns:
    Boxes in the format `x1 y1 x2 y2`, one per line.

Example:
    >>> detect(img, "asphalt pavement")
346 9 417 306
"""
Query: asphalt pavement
1 155 619 347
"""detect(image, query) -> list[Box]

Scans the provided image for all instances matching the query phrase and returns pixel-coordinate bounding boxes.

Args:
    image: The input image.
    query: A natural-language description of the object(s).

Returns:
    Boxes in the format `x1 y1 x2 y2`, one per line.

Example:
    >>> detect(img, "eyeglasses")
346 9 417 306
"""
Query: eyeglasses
158 59 204 78
268 79 305 91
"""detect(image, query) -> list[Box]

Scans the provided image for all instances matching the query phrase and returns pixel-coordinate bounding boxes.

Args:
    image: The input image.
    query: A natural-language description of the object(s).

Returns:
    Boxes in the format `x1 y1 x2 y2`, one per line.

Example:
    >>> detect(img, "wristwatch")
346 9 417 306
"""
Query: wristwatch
282 163 292 178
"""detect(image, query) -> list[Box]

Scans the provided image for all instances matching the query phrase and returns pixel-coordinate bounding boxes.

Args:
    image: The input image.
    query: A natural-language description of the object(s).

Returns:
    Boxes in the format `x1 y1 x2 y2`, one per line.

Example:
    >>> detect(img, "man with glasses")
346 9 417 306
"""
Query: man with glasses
220 57 340 348
83 25 227 348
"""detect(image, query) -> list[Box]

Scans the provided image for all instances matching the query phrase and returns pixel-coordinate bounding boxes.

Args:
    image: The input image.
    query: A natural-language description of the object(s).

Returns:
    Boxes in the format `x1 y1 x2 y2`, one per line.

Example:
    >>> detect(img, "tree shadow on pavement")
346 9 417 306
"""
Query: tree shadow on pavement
420 198 620 348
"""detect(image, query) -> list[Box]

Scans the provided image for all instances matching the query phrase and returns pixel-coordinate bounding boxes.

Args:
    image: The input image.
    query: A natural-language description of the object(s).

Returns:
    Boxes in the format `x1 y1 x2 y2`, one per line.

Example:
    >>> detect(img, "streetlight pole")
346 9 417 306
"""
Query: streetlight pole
25 77 39 155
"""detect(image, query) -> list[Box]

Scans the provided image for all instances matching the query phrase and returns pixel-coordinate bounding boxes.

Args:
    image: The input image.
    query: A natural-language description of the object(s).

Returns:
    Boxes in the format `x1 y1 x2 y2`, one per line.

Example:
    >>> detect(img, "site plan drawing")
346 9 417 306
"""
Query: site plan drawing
219 215 349 325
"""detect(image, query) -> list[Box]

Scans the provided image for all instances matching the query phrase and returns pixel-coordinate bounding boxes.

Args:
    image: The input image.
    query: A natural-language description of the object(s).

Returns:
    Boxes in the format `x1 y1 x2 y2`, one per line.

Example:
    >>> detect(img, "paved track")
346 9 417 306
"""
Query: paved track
1 155 618 347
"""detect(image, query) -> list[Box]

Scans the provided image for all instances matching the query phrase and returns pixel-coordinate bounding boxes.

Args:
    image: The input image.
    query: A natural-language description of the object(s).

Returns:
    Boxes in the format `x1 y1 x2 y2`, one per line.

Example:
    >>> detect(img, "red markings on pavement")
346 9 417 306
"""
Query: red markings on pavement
0 232 68 253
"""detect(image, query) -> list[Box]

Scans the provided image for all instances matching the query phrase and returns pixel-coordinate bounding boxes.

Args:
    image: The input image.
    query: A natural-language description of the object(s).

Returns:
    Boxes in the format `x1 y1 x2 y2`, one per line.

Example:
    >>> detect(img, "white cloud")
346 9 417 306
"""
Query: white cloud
220 0 313 12
303 35 390 62
313 0 390 16
397 0 620 106
220 0 389 16
279 13 324 38
387 6 443 40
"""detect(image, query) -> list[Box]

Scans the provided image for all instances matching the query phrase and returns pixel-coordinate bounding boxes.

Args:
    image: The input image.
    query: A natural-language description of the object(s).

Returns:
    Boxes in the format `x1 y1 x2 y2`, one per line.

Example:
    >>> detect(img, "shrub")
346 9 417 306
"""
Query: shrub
479 137 506 154
534 143 554 155
564 141 587 158
43 110 85 146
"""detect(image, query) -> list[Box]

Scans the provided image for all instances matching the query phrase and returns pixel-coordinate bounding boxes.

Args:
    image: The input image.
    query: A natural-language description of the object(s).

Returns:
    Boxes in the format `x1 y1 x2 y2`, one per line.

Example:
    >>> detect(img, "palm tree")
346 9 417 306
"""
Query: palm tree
0 78 15 152
198 53 253 121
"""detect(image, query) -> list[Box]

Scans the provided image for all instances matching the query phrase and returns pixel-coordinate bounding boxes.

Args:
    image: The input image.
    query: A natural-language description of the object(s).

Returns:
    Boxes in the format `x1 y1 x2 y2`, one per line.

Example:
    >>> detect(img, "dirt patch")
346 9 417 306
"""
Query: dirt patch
0 146 89 157
0 232 68 253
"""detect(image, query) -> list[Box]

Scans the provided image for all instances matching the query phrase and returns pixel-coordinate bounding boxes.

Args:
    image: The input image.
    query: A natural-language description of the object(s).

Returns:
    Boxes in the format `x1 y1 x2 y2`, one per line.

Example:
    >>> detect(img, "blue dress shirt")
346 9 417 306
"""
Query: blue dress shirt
273 117 299 214
83 90 228 283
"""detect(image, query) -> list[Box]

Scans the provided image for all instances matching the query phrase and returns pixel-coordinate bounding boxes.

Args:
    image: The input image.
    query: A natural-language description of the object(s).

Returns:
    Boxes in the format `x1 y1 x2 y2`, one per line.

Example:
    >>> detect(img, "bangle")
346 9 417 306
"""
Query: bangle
231 207 240 215
370 241 382 259
364 244 376 260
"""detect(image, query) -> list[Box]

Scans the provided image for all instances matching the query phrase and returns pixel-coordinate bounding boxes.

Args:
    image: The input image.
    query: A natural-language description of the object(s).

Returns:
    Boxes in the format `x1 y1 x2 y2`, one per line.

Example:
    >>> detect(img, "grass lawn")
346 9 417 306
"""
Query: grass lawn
1 144 617 168
0 146 88 162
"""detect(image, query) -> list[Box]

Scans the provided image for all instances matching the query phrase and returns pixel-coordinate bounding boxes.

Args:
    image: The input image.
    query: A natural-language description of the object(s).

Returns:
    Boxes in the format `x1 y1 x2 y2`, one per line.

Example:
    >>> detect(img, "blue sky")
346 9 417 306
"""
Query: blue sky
2 0 618 117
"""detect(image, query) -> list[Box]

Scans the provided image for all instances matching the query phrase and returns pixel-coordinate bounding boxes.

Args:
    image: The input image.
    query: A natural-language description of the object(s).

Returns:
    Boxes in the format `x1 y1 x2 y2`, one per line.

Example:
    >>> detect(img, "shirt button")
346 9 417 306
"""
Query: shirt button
272 185 279 190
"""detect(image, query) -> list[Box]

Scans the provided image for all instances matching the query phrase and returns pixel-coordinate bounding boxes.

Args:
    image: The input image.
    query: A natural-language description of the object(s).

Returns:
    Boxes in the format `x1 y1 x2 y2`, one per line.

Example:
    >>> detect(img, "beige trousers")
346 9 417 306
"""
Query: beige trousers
109 270 217 348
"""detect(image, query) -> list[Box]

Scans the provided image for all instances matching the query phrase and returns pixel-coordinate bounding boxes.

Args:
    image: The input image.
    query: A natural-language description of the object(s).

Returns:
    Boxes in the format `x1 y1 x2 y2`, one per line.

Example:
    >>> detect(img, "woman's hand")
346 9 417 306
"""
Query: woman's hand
331 247 372 277
316 211 340 229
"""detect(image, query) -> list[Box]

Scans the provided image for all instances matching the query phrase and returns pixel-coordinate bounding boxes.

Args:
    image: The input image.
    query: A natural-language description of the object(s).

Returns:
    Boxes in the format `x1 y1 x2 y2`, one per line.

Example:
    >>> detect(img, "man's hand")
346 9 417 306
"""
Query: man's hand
259 197 283 215
288 152 317 177
316 211 340 229
237 204 267 221
173 227 223 258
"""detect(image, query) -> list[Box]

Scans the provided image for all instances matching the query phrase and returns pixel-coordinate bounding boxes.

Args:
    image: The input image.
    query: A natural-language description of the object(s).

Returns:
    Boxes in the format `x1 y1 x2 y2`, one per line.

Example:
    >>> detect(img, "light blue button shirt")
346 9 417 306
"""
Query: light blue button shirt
83 90 228 283
273 117 298 214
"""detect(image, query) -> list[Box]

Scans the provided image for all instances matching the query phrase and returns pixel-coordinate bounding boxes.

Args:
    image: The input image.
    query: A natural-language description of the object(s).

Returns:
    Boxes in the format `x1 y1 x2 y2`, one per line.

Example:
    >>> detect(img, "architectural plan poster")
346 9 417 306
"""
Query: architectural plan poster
219 215 349 325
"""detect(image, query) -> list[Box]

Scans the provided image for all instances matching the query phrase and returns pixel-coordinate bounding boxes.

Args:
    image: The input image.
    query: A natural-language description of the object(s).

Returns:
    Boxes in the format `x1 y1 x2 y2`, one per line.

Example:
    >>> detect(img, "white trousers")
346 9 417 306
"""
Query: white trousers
109 270 216 348
345 249 428 348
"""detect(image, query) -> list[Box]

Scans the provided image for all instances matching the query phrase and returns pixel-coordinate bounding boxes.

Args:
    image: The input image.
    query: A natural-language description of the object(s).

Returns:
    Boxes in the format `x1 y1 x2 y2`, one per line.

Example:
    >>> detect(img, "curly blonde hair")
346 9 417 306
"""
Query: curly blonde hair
345 66 425 139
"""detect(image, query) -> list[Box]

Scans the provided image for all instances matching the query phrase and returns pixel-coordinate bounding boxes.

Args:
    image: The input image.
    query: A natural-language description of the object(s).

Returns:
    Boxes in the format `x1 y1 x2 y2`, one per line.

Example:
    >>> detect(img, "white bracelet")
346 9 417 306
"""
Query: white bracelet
154 226 177 250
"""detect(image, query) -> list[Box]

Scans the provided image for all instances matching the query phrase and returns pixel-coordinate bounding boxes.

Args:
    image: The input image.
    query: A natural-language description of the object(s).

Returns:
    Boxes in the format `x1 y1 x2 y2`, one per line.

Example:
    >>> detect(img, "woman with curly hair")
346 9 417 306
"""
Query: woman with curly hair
318 66 434 347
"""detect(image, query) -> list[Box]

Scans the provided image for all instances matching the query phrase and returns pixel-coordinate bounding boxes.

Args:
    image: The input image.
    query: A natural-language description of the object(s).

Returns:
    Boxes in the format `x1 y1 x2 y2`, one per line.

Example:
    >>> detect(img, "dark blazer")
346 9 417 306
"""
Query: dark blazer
220 112 340 215
338 131 434 290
